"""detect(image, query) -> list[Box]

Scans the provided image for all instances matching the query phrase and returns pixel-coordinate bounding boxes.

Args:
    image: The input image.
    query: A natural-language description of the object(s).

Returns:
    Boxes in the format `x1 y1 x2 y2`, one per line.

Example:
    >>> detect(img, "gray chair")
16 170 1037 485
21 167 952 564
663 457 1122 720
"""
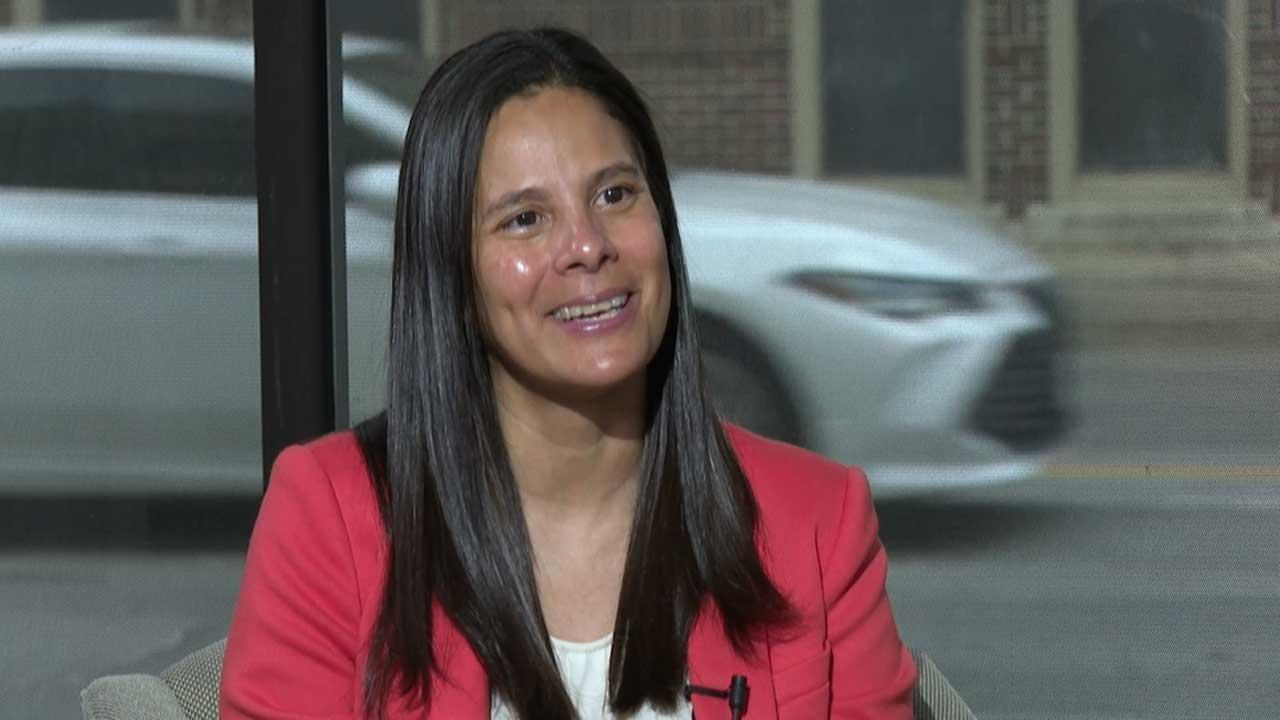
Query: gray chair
82 640 976 720
910 649 977 720
81 640 224 720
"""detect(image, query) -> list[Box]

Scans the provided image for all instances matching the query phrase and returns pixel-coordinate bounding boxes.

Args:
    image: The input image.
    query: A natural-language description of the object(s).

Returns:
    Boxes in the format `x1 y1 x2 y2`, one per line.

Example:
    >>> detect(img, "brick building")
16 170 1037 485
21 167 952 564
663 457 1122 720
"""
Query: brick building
424 0 1279 340
435 0 1277 225
4 0 1277 222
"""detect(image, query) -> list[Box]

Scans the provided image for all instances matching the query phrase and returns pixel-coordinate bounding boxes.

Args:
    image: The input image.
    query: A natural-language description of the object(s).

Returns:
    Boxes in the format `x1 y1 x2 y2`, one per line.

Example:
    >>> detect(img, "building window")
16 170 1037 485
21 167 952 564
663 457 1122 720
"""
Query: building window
1078 0 1226 171
821 0 966 176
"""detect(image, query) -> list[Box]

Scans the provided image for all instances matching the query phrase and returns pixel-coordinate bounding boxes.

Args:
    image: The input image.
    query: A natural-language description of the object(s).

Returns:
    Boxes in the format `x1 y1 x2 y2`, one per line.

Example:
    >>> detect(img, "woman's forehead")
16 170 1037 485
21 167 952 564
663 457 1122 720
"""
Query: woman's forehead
476 87 639 193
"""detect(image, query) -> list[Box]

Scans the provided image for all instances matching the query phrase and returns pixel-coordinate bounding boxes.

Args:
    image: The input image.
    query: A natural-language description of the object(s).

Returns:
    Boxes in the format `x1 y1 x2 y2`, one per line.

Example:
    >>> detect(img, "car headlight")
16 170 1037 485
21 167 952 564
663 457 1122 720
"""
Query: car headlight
787 271 983 319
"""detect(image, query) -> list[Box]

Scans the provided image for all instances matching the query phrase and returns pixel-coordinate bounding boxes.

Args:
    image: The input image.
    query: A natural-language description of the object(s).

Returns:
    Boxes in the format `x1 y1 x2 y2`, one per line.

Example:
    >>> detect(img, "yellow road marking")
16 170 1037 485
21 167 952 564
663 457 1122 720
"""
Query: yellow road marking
1045 463 1280 480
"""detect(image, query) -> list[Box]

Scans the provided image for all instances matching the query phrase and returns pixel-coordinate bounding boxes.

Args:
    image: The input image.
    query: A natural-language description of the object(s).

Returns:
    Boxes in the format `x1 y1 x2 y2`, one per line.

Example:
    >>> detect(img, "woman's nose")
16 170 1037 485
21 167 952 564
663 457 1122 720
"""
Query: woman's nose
553 213 618 274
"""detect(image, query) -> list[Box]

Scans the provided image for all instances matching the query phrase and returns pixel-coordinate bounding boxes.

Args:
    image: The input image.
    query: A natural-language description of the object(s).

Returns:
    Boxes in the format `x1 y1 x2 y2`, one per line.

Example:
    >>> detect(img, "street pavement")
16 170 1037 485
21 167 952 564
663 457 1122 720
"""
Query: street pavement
883 476 1280 719
2 348 1277 718
879 347 1279 718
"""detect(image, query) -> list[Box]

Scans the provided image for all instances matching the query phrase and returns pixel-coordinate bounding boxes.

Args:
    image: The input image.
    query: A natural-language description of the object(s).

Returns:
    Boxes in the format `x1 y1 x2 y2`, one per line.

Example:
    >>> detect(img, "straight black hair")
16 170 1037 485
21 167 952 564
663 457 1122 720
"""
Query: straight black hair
354 27 792 719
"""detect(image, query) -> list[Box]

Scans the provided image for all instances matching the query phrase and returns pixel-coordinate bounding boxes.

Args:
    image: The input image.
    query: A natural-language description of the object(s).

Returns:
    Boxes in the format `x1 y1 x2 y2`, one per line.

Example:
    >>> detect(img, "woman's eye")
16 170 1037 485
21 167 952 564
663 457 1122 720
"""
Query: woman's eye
504 210 539 230
600 185 630 205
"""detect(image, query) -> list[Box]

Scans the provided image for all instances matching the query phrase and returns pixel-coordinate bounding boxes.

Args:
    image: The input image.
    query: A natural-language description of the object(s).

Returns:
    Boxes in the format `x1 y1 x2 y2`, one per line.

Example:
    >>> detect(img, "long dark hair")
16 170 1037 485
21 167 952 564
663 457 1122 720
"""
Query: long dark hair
354 28 791 719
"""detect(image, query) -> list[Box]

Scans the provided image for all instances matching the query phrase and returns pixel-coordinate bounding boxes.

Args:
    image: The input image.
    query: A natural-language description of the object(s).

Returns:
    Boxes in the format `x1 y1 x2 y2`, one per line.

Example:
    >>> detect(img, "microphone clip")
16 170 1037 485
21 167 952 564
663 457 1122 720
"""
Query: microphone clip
684 674 749 719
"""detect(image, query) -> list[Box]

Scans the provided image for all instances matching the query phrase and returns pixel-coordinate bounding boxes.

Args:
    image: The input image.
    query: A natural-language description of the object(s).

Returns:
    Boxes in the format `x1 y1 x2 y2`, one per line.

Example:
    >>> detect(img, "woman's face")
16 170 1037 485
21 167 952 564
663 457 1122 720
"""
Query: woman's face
471 86 672 404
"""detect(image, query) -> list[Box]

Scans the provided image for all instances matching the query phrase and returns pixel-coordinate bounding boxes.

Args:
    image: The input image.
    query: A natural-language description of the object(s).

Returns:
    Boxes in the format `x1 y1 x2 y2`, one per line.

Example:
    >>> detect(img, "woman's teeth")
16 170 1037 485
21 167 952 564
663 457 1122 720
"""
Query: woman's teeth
554 294 628 322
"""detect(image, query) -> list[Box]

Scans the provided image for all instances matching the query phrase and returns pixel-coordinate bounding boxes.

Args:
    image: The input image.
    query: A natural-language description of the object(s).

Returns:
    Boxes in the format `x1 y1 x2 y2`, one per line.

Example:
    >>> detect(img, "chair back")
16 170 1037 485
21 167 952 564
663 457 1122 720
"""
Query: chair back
158 639 225 720
911 649 978 720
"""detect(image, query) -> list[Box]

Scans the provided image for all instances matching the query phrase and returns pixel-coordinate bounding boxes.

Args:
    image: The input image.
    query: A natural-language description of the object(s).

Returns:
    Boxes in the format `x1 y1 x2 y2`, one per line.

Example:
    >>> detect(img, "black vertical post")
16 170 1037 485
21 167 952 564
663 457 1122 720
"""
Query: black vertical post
253 0 349 489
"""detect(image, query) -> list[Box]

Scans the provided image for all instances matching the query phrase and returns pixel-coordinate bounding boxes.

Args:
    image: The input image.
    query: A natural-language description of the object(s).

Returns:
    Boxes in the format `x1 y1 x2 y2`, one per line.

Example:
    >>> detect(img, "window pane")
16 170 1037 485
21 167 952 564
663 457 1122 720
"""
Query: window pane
1079 0 1226 170
337 33 419 423
325 4 1276 720
0 7 258 718
821 0 966 175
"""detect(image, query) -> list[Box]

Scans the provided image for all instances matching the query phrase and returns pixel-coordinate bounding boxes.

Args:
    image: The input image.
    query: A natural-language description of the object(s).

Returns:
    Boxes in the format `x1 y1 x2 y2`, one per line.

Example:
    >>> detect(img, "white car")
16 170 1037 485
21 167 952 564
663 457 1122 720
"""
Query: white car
0 28 1067 496
675 173 1066 495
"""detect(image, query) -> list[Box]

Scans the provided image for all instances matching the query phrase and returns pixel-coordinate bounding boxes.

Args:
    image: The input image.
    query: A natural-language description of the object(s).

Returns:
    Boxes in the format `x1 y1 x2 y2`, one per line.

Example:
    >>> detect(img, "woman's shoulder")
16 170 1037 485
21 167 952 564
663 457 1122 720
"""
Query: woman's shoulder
722 422 873 543
723 422 855 501
266 430 387 566
222 430 388 718
291 428 371 483
273 430 376 506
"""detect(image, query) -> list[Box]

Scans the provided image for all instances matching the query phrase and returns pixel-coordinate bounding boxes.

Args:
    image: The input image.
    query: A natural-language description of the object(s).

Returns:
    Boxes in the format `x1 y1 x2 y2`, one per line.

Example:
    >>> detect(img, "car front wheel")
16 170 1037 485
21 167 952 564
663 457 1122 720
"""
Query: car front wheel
695 312 804 447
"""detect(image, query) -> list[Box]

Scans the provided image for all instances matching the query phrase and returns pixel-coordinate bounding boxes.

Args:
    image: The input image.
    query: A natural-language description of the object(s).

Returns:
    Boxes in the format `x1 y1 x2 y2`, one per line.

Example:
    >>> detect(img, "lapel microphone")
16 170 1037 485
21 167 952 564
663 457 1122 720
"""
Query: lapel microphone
684 674 748 719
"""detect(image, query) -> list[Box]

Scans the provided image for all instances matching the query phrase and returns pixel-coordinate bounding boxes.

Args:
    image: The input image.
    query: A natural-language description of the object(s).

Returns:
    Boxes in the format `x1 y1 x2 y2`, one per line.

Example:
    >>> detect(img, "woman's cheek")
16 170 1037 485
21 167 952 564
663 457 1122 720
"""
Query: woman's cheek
482 248 537 299
513 258 531 275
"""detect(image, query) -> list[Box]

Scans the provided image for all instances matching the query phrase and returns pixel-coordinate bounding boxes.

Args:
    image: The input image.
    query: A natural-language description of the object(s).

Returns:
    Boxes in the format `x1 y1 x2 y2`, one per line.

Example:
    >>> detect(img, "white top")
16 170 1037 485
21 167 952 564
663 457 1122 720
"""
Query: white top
489 634 690 720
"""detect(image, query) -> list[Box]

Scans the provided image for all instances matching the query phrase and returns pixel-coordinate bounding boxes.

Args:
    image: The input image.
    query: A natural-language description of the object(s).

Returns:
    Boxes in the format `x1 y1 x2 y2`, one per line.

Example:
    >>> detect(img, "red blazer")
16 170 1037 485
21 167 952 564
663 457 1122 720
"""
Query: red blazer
220 425 916 719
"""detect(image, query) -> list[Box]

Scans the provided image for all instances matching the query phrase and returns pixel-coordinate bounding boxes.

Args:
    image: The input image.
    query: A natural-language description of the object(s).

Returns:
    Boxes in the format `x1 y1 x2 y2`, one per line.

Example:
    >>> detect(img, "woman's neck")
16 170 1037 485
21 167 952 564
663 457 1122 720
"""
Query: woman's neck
490 372 649 642
492 372 647 520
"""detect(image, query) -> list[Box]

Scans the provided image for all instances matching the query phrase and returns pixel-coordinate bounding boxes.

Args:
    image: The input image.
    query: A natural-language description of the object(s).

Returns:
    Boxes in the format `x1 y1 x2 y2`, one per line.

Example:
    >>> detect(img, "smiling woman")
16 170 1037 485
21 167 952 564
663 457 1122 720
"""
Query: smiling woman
472 88 671 407
219 28 915 720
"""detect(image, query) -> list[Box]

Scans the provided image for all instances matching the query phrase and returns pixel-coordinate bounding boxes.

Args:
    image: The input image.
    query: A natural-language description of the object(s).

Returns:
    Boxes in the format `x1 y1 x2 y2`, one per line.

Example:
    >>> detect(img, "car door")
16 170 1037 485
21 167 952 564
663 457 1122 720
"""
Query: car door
0 64 263 493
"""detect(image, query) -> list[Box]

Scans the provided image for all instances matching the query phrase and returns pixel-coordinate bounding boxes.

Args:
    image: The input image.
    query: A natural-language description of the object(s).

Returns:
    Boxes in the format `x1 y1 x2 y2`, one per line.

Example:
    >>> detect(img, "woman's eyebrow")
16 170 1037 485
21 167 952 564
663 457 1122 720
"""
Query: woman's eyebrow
481 186 551 221
587 161 641 188
480 162 641 221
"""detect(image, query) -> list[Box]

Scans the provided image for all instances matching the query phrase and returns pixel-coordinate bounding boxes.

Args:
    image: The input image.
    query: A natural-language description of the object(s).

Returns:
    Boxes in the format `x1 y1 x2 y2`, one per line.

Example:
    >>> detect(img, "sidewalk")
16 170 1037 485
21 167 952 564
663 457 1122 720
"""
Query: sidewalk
1017 200 1280 351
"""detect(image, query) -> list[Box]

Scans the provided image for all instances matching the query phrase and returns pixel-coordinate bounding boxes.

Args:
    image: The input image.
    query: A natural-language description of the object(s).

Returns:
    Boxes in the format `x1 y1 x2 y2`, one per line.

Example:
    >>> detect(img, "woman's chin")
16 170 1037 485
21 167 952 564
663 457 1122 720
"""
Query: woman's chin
545 364 648 402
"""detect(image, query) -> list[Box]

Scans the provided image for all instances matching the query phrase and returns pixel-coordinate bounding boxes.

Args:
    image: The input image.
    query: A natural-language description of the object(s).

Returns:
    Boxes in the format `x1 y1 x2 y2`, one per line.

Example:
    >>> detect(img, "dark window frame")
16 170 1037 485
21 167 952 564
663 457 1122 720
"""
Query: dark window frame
252 0 348 488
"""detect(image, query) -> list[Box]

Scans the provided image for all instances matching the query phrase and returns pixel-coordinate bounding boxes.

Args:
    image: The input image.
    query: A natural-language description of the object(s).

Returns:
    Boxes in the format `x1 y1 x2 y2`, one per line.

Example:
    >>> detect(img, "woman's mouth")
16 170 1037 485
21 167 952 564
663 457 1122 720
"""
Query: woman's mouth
552 292 631 323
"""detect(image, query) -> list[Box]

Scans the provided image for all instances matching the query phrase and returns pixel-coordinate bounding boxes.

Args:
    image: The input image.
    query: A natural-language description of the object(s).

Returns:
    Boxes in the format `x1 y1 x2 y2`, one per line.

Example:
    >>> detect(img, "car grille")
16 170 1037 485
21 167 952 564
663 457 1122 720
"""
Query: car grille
970 330 1068 451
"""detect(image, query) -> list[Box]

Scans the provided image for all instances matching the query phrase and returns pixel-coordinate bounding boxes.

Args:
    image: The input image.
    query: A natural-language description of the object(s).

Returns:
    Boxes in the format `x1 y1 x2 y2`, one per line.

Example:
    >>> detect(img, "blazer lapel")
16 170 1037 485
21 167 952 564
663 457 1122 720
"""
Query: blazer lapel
686 602 777 720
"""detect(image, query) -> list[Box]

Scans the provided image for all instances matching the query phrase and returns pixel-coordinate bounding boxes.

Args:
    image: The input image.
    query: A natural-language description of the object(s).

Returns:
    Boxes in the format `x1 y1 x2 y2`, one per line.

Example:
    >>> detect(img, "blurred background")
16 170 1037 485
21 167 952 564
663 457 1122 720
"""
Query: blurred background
1 1 1277 717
